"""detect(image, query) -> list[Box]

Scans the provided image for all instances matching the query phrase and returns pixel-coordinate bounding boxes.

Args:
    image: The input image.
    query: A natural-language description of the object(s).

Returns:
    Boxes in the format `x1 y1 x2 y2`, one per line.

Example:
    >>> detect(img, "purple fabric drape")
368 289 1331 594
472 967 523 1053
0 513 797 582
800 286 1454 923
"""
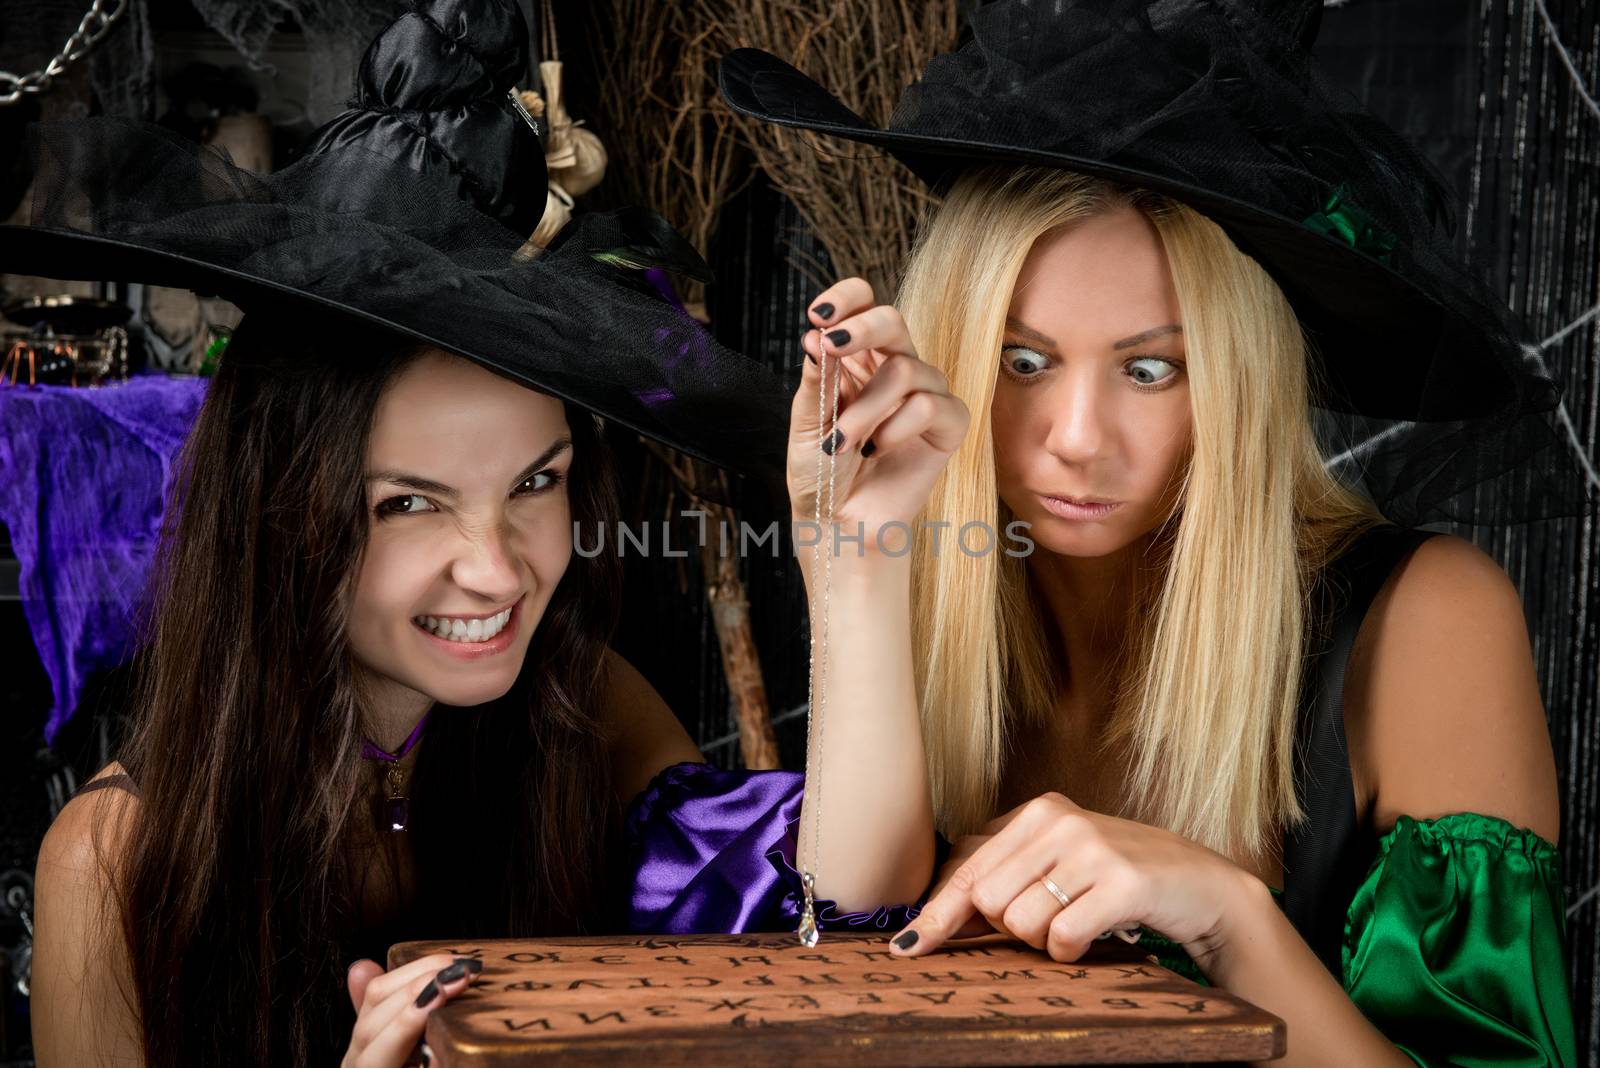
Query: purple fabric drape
0 374 207 742
623 761 926 934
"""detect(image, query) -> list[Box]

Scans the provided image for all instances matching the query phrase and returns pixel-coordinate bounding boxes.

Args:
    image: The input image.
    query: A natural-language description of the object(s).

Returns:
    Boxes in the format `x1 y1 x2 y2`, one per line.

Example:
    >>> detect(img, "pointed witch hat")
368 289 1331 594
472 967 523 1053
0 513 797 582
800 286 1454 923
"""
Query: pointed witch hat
5 0 789 478
720 0 1589 519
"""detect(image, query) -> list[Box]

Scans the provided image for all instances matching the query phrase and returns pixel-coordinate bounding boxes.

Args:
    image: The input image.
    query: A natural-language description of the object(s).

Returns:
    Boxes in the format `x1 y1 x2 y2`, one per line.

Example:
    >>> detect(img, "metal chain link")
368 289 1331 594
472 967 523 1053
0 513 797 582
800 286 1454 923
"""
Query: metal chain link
0 0 129 106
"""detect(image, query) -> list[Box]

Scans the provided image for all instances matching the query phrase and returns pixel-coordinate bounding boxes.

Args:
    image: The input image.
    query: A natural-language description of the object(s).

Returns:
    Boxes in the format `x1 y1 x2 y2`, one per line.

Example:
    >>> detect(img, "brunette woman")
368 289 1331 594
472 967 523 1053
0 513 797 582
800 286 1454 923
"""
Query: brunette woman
14 0 913 1063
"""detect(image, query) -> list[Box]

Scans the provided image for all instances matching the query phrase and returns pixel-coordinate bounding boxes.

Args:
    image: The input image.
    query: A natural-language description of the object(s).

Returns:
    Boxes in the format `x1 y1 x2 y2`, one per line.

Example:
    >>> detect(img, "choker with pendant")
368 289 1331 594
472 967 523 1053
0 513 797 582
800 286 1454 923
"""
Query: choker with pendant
361 711 431 833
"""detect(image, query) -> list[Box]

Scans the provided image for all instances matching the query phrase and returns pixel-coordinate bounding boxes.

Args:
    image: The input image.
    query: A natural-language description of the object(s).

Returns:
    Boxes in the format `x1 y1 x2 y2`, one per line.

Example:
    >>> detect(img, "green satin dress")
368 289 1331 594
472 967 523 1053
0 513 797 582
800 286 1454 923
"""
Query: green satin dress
1137 528 1576 1066
1141 813 1575 1066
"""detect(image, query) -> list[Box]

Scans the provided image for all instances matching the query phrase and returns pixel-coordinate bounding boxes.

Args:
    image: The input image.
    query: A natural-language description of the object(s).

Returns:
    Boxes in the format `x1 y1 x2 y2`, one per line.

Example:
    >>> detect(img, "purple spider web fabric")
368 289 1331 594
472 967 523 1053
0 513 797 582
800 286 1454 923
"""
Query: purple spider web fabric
0 374 206 743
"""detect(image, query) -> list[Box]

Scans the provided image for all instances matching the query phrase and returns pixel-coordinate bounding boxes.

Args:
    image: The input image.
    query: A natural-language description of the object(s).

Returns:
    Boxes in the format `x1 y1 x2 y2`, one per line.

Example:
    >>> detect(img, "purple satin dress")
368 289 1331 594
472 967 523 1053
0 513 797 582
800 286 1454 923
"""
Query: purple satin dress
622 762 927 934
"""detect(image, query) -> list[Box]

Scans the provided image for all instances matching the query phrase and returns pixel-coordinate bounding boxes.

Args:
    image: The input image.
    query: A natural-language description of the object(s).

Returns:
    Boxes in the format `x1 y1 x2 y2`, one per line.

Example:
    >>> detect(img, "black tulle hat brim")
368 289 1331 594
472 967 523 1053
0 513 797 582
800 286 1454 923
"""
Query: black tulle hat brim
7 119 790 481
719 46 1536 425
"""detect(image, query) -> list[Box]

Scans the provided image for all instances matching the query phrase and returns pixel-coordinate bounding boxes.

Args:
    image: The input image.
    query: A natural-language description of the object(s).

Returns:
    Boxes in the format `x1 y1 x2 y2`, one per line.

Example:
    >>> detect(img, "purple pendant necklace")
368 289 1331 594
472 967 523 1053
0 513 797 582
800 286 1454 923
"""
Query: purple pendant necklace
361 711 431 833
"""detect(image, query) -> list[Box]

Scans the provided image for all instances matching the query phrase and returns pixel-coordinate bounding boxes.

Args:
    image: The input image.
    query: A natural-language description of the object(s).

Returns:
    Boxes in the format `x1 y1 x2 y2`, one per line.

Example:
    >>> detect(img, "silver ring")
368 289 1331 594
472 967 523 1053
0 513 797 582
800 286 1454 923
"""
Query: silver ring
1040 875 1072 908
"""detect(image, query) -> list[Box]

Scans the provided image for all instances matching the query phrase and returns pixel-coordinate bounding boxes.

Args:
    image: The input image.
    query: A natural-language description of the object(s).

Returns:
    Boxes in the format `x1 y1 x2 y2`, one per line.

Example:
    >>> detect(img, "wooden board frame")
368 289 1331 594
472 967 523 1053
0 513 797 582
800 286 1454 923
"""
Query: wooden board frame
392 932 1285 1065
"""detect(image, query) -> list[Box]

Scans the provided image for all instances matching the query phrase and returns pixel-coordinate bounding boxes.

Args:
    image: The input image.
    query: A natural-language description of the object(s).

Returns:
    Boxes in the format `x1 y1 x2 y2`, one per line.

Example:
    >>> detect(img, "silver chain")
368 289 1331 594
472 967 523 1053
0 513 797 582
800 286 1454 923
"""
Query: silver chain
0 0 130 107
798 334 841 946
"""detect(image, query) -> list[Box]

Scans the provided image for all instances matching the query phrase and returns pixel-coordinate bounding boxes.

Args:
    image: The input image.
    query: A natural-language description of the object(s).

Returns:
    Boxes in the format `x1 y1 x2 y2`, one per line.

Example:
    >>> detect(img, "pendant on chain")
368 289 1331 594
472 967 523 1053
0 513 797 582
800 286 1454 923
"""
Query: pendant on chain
797 872 820 948
384 764 410 833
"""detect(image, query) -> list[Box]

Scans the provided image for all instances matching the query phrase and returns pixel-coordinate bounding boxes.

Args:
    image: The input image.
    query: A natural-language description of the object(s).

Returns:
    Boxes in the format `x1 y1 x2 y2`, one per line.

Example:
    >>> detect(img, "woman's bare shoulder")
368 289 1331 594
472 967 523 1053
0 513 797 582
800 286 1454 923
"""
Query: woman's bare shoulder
33 762 144 1067
1345 534 1560 843
40 763 139 873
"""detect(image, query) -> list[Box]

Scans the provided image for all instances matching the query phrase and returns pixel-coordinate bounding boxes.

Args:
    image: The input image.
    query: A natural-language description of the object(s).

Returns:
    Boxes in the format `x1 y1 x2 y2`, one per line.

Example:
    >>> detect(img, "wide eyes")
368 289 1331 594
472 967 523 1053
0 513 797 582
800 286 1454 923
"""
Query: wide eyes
999 345 1183 389
1002 346 1050 378
1126 357 1180 387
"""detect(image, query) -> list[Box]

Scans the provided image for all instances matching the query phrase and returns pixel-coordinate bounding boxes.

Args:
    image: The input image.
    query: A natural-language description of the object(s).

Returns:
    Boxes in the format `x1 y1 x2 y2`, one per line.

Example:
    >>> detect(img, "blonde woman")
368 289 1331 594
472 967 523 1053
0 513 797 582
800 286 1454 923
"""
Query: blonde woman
721 0 1579 1064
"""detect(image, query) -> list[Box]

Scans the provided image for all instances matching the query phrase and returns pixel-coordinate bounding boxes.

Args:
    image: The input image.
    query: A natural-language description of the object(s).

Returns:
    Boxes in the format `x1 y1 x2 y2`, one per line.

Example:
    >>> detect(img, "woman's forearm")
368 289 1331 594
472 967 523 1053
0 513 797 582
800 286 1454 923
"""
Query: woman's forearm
1197 876 1413 1067
799 552 937 911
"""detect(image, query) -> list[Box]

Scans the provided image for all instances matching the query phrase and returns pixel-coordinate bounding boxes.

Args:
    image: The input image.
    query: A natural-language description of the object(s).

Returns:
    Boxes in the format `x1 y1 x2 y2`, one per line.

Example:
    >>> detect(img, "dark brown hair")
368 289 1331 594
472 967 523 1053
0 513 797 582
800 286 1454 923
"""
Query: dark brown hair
114 311 620 1065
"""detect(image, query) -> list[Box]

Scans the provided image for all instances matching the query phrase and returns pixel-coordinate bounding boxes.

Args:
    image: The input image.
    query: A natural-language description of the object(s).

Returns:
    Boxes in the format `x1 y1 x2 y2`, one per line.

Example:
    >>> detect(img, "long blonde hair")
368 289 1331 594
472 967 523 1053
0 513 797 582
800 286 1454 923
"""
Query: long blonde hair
900 166 1380 861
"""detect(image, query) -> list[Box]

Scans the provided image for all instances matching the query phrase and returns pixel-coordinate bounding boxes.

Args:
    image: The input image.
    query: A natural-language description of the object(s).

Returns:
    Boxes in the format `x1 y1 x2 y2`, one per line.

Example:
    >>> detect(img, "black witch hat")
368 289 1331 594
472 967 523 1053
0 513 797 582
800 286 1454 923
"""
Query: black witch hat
3 0 789 479
720 0 1588 521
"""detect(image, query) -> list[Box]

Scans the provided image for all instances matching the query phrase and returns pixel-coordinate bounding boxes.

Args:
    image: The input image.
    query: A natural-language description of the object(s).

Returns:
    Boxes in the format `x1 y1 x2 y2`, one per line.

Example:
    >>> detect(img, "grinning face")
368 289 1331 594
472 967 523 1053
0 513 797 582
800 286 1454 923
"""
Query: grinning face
348 349 574 712
991 204 1193 560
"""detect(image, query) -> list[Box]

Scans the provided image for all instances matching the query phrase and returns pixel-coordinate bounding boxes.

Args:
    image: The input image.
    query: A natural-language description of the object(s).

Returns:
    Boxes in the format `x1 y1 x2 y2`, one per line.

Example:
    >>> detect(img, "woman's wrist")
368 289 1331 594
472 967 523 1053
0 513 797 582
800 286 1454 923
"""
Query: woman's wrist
796 535 914 593
1186 864 1279 987
1184 866 1412 1065
793 515 923 558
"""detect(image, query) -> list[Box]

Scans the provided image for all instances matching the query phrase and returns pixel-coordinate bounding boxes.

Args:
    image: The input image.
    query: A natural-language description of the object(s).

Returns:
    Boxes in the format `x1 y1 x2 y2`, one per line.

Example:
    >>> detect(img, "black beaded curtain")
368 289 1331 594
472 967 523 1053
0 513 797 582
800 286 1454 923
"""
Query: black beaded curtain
1467 0 1599 1057
1312 1 1599 1059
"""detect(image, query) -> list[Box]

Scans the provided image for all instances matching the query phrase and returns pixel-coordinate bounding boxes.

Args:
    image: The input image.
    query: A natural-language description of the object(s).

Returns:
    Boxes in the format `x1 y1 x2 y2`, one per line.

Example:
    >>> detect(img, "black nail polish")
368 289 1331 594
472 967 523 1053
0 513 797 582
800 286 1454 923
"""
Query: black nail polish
436 961 468 984
860 440 877 458
812 302 835 321
821 428 844 455
456 958 484 974
891 929 919 951
806 348 818 366
415 980 440 1008
825 328 851 348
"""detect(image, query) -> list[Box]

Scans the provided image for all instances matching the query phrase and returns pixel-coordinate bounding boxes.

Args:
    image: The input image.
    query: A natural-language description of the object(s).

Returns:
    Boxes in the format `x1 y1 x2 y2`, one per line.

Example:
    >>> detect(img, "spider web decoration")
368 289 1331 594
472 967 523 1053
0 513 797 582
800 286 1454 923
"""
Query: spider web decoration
184 0 396 125
1458 7 1600 1057
184 0 389 71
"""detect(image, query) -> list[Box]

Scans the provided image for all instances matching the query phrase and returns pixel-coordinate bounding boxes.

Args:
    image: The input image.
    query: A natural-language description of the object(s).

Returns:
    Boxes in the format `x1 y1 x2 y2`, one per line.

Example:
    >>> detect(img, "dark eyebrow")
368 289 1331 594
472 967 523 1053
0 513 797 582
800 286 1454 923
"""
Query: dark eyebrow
1004 317 1057 348
366 437 573 498
509 437 572 489
1112 324 1183 349
365 471 456 497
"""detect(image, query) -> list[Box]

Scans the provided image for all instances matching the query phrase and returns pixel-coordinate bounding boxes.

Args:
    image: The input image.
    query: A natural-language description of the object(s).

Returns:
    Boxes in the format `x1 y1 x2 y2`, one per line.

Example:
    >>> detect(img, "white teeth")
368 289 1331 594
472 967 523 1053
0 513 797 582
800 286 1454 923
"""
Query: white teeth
412 607 514 644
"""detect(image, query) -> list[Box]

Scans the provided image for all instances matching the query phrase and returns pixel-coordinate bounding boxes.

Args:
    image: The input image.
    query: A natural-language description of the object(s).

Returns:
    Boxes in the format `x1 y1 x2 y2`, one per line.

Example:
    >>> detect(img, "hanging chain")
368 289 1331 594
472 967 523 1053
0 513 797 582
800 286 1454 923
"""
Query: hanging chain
0 0 129 107
798 334 842 947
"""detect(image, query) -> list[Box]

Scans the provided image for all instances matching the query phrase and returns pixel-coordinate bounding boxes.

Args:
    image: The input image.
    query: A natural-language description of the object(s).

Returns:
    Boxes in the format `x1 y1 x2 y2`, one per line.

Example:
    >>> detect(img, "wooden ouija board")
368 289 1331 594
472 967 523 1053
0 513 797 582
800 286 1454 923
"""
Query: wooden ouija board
391 933 1285 1065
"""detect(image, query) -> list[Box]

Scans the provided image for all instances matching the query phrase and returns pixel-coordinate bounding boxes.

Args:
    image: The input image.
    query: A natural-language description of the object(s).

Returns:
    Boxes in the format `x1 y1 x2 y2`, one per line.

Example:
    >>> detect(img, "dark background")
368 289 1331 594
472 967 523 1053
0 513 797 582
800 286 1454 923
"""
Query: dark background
0 0 1595 1064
